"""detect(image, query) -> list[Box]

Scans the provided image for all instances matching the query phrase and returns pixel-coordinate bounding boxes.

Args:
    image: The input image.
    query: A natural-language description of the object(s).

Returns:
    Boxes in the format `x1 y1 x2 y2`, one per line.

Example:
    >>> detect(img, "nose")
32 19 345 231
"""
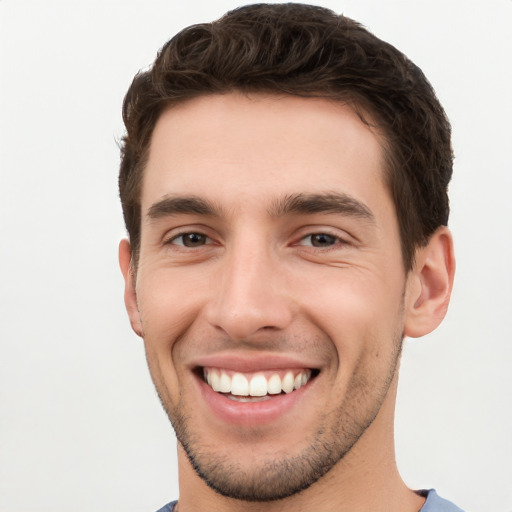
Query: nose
205 242 294 341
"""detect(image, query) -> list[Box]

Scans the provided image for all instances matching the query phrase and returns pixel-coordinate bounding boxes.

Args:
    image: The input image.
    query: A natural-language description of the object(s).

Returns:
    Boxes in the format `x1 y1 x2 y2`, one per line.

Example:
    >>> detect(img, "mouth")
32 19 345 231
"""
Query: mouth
200 367 319 402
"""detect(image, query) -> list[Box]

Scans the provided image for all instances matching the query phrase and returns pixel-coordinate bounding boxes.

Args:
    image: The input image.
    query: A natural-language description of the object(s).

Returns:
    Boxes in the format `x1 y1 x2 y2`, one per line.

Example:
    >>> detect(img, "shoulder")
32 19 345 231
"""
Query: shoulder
154 500 177 512
420 490 465 512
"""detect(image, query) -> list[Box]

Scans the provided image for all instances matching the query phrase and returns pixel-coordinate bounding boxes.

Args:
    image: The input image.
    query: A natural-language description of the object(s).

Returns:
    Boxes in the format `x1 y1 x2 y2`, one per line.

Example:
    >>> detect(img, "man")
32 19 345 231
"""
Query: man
118 4 461 511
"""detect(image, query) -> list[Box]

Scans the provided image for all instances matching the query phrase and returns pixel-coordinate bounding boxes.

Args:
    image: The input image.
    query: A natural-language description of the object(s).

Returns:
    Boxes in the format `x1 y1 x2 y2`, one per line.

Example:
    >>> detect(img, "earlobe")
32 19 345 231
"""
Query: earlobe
404 227 455 338
119 239 144 337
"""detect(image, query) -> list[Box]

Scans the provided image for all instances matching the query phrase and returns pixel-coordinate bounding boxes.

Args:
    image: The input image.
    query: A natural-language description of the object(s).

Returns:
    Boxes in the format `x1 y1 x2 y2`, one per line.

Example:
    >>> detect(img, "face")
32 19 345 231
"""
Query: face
124 93 415 501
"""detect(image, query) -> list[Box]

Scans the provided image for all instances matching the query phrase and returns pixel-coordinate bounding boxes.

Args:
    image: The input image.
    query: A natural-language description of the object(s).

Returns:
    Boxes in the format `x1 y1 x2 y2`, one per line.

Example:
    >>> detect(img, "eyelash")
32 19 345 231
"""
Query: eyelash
295 232 348 250
165 230 348 250
166 232 213 248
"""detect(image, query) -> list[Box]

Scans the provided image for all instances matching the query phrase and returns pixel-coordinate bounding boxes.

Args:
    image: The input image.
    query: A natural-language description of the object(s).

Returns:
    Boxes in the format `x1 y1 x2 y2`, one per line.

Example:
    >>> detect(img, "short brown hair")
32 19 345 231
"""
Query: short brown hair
119 3 453 270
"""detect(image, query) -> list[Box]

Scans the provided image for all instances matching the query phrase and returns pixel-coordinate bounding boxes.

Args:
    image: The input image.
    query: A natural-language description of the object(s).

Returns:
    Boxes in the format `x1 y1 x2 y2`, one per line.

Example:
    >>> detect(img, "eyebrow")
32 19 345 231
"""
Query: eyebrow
146 192 375 224
269 192 375 223
146 195 223 220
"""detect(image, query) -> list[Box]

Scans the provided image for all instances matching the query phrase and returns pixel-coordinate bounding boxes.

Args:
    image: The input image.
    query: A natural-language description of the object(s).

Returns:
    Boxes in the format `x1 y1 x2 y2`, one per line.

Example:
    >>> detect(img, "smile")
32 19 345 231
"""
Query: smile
203 368 314 401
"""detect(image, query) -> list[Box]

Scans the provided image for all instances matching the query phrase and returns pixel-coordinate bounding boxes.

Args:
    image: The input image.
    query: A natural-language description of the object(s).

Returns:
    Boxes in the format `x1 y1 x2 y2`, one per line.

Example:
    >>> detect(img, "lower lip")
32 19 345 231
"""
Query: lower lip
196 374 313 427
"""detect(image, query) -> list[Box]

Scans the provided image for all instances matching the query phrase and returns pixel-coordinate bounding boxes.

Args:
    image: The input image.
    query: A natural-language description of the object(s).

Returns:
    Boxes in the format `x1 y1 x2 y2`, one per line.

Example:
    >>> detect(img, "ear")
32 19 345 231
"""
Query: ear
119 239 143 337
404 226 455 338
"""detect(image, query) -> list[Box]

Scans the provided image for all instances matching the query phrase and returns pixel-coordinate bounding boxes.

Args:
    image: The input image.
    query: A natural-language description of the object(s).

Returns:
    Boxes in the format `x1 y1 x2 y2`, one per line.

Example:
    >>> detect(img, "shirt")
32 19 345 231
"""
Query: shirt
155 488 464 511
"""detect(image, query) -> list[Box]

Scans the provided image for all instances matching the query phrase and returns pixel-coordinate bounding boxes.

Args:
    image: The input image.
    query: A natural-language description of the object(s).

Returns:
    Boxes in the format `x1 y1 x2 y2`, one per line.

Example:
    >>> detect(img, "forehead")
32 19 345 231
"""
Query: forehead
142 93 389 216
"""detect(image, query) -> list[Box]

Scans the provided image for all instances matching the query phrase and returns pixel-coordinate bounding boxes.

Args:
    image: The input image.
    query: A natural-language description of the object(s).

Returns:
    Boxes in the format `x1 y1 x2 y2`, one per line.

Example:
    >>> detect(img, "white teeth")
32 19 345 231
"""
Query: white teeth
209 370 221 391
231 373 249 396
204 368 312 397
249 374 268 397
282 371 295 394
267 374 282 395
219 372 231 393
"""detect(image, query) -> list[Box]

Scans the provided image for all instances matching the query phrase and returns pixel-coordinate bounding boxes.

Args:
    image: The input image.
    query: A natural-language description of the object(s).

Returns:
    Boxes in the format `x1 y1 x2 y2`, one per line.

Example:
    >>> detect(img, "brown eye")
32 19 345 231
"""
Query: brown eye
172 233 209 247
308 233 337 247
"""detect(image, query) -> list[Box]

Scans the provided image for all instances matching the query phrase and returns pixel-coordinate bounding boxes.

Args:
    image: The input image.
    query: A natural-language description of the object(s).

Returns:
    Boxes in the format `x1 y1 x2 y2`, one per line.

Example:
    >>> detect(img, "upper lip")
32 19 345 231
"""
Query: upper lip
189 352 323 373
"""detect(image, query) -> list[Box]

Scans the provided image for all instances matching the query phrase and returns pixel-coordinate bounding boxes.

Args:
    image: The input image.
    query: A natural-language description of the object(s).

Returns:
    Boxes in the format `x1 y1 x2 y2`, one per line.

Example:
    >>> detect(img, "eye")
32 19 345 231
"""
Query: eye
299 233 341 248
169 232 211 247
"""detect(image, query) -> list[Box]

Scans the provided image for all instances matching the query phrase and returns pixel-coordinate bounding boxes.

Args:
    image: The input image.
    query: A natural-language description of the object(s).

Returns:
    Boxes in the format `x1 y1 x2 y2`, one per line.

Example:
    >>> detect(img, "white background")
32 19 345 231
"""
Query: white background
1 1 511 511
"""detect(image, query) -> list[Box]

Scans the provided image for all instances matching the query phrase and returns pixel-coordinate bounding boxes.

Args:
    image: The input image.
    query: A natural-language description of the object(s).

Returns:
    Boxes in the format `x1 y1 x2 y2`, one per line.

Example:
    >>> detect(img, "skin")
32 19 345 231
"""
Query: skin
120 93 455 512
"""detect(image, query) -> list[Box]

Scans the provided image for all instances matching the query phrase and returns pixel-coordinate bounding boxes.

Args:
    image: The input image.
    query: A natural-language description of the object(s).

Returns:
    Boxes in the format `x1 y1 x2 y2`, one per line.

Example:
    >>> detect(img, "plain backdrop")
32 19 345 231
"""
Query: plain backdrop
1 1 511 511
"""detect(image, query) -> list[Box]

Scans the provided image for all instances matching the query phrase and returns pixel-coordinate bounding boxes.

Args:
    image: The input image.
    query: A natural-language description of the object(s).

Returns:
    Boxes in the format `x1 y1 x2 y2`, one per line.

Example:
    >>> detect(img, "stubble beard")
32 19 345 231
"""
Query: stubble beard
154 333 403 503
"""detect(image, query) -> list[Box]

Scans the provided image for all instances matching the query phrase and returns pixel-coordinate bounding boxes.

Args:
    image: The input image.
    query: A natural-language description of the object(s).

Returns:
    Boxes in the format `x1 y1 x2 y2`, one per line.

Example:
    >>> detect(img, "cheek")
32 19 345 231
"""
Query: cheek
137 269 209 344
297 269 405 359
136 271 210 400
143 338 175 407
